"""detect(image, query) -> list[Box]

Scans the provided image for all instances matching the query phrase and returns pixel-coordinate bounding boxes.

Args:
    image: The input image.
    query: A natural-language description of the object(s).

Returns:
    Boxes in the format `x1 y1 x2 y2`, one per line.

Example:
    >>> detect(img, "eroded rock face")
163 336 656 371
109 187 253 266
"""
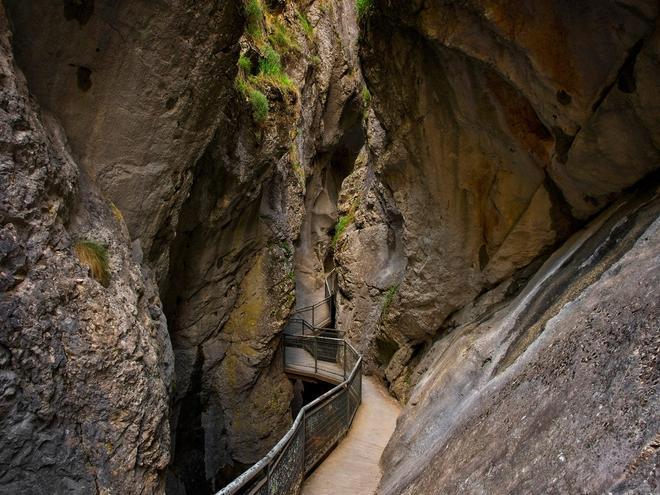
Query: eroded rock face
0 6 172 493
4 0 244 279
378 186 660 494
3 0 372 491
338 0 660 398
2 0 658 493
162 0 371 490
291 0 367 308
163 119 301 490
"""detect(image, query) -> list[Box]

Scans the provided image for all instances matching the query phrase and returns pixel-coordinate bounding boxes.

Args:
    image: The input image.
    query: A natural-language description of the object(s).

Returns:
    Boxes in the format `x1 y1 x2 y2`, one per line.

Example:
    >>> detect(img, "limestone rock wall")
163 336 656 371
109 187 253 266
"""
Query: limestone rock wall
2 0 659 493
0 6 172 493
377 184 660 494
335 0 660 398
4 0 244 280
0 0 371 492
162 0 371 490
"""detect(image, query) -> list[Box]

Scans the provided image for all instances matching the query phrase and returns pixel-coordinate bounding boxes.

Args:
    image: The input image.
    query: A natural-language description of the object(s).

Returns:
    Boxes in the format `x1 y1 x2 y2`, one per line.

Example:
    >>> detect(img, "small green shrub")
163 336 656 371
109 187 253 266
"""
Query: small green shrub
356 0 374 19
270 18 299 53
297 10 314 38
269 72 295 91
245 0 264 39
332 214 354 246
361 85 372 107
238 54 252 74
381 284 398 315
236 73 269 122
259 46 282 75
74 239 110 287
248 87 269 122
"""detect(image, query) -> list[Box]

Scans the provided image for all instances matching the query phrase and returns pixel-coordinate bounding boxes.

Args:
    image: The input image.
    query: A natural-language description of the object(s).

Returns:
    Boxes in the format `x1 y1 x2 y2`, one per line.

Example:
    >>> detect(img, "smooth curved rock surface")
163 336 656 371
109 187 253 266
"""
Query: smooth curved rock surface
378 187 660 494
337 0 660 399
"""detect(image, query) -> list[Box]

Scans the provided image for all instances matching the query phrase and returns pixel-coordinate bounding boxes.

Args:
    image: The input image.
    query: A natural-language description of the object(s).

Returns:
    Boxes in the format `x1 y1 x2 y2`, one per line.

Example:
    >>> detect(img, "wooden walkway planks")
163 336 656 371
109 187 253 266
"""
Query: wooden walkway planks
300 377 401 495
284 346 345 384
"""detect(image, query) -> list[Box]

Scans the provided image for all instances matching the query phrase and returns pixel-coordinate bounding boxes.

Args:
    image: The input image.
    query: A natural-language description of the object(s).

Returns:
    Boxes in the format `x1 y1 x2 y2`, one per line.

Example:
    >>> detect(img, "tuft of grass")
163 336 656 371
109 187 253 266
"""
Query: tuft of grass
74 239 110 287
356 0 374 19
265 72 295 92
270 18 299 54
361 85 372 107
110 202 123 223
297 10 314 39
247 87 269 122
331 213 354 247
250 44 297 94
381 284 398 315
259 45 282 75
238 54 252 74
236 74 269 122
235 75 248 94
245 0 264 39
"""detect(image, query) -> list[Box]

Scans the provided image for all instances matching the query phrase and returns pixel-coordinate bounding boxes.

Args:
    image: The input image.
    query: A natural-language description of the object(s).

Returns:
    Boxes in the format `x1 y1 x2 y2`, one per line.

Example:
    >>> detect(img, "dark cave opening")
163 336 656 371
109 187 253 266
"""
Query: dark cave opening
167 349 211 495
290 378 335 418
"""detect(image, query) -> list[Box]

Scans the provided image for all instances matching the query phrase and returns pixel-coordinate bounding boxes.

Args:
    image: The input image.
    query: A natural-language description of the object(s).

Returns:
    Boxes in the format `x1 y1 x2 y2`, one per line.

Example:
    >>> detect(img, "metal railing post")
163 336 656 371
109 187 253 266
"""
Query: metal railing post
311 305 315 327
302 410 307 471
345 382 350 432
314 337 318 373
343 341 347 380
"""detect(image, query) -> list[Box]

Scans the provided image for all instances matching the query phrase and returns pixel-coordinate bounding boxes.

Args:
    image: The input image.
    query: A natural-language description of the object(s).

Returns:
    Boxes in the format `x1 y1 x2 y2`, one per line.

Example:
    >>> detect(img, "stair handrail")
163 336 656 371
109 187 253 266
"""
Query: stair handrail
216 289 361 495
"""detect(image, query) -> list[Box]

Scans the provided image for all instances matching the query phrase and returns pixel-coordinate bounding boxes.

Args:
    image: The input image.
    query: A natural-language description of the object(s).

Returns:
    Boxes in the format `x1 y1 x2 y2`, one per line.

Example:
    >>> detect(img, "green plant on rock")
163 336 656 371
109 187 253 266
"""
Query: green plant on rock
236 70 269 123
259 45 282 75
381 284 398 316
74 239 110 287
291 161 305 184
236 5 300 121
238 54 252 74
245 0 265 39
250 44 296 93
110 202 123 223
332 213 354 247
361 85 372 108
279 241 293 258
270 18 299 54
356 0 374 19
248 87 269 122
297 10 314 39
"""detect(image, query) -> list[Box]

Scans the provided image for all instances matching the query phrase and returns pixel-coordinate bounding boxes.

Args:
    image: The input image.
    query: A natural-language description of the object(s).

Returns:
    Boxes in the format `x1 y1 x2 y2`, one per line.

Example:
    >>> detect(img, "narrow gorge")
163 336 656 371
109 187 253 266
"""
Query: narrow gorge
0 1 658 494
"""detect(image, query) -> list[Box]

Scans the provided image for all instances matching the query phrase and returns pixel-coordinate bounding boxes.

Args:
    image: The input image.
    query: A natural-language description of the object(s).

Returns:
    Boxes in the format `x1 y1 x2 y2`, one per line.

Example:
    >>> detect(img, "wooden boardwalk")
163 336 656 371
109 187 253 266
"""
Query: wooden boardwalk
301 377 401 495
284 346 345 384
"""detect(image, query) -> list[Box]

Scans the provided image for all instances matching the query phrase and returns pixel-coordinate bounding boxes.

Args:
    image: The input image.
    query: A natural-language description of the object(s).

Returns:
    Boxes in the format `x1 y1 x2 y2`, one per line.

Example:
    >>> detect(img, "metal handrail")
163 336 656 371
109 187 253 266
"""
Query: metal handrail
292 294 333 314
291 291 335 330
216 334 362 495
285 317 345 337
